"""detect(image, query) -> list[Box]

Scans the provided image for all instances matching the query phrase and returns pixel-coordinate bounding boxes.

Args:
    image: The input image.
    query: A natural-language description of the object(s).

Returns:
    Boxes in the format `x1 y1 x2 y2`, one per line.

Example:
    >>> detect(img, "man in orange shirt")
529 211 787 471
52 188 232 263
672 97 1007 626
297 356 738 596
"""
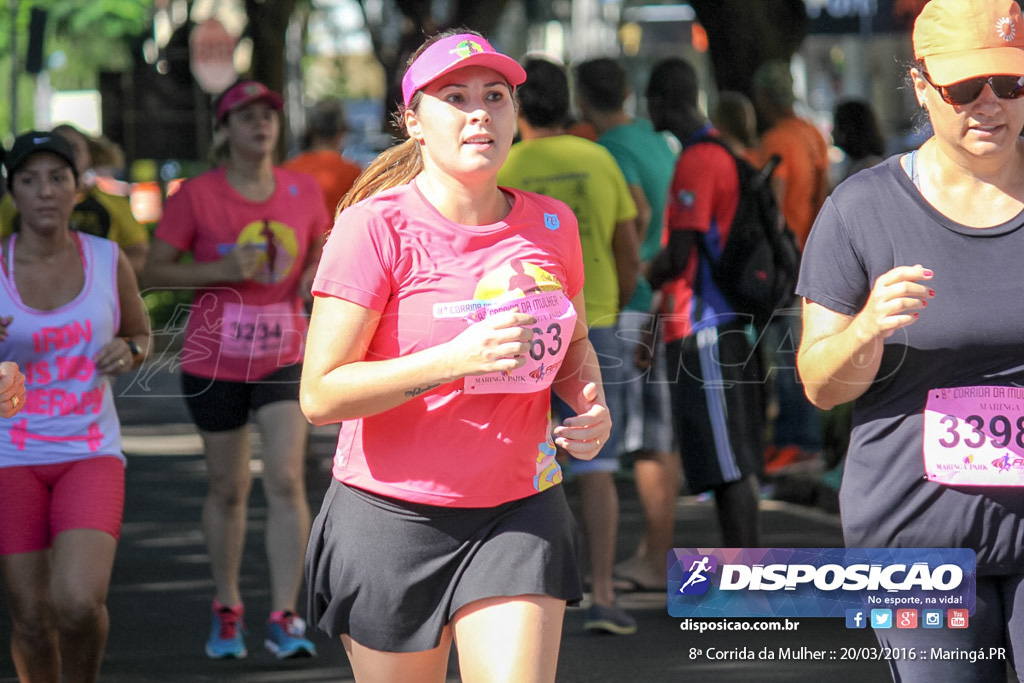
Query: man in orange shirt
283 99 362 219
752 60 830 473
753 61 830 247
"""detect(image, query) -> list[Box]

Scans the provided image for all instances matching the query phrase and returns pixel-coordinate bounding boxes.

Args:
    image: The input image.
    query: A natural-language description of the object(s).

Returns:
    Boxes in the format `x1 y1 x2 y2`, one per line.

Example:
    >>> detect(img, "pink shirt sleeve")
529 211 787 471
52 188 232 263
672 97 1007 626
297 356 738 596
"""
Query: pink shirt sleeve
312 202 395 311
292 170 332 245
154 182 198 252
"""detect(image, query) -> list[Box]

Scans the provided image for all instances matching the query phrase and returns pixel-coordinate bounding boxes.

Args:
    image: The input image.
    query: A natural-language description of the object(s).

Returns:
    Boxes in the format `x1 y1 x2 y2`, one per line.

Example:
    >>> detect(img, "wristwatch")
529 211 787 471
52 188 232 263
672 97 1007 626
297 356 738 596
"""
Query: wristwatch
122 337 144 366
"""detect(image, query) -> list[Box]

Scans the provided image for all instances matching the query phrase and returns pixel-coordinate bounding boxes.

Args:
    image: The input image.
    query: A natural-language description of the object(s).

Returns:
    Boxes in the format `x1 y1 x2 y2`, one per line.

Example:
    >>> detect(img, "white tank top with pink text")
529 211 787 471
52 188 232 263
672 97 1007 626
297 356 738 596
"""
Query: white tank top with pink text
0 232 123 466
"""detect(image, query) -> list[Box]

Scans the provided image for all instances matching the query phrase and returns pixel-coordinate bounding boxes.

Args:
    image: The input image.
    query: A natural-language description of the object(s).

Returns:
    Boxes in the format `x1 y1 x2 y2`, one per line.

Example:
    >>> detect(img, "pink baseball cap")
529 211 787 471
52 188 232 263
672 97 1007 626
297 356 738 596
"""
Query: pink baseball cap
401 33 526 107
216 81 284 122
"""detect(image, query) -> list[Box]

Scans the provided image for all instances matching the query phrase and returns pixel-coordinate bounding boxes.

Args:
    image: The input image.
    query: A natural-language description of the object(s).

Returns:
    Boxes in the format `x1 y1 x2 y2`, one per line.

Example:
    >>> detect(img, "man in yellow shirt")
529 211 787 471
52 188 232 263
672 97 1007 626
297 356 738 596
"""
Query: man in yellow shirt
499 57 640 636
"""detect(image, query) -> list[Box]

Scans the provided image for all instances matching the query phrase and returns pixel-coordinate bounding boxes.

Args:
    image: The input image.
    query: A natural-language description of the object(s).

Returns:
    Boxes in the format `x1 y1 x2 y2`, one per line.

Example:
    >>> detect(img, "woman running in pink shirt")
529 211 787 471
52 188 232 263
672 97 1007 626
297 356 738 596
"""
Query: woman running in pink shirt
301 30 611 683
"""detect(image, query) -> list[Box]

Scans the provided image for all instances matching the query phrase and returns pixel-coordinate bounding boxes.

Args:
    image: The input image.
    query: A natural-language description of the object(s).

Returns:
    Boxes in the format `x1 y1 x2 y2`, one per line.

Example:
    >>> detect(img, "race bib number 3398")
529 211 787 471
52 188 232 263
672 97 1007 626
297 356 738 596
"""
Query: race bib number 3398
923 385 1024 486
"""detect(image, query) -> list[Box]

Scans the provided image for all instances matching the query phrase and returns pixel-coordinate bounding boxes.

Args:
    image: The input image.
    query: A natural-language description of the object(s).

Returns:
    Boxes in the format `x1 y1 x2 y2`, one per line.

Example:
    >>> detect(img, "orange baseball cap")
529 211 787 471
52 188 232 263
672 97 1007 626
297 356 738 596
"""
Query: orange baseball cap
914 0 1024 85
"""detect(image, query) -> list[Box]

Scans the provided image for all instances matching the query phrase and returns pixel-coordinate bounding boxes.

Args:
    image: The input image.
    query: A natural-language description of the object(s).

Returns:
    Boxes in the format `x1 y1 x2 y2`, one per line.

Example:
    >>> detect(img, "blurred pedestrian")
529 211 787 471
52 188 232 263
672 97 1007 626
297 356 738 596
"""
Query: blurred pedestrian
301 30 607 681
283 98 362 218
0 130 150 683
566 119 599 141
711 91 760 165
832 98 887 182
141 80 329 660
86 134 131 196
752 60 830 474
646 57 764 548
798 1 1024 679
752 61 830 248
819 98 888 481
575 56 679 593
500 56 640 635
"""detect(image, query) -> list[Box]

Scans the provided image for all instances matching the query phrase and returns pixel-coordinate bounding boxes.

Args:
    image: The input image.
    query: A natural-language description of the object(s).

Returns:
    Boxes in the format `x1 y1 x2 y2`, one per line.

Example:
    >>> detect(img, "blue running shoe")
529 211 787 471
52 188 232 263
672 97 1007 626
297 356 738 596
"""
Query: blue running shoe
265 611 316 659
205 601 247 659
583 603 638 635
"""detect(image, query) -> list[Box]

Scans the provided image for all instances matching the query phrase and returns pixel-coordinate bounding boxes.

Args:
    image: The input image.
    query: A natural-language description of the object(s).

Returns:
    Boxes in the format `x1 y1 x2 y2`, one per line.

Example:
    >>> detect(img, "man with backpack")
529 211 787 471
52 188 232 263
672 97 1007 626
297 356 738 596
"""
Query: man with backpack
646 57 764 548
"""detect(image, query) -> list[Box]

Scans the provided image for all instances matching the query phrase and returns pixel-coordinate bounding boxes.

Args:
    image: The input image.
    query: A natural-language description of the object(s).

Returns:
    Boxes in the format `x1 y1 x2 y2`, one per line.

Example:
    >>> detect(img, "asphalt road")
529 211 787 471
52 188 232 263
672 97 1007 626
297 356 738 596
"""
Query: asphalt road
0 367 905 682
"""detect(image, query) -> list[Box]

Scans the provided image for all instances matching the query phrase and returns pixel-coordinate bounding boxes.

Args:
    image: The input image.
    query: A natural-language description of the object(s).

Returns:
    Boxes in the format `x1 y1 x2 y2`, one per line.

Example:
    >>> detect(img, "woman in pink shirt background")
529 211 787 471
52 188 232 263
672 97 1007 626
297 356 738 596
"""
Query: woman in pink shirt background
142 80 327 660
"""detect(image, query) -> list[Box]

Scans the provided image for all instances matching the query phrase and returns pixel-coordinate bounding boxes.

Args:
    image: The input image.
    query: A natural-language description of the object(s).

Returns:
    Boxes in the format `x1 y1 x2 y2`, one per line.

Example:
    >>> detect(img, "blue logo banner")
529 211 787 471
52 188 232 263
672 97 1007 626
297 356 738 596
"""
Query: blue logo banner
667 548 976 618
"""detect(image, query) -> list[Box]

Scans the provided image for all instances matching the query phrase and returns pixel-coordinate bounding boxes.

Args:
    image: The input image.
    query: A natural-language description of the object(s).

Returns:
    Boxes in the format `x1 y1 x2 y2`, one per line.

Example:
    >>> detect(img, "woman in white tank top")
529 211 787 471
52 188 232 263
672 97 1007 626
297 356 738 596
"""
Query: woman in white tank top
0 130 149 683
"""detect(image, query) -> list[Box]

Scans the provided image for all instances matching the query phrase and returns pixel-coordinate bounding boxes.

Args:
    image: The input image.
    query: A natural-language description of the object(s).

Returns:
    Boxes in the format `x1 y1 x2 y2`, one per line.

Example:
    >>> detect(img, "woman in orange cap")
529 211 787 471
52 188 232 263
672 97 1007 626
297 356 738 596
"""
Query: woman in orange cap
301 30 609 682
798 0 1024 680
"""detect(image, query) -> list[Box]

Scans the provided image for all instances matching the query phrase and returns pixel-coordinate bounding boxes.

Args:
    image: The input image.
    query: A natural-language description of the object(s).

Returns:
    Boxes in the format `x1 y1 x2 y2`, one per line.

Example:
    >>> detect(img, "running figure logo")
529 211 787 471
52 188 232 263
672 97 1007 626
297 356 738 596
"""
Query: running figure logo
452 39 484 59
677 554 718 595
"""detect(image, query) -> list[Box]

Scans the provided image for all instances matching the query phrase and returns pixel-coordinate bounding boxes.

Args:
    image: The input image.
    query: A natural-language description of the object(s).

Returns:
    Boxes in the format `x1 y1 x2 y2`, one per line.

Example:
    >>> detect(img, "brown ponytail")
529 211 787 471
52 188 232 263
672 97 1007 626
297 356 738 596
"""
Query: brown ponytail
336 137 422 215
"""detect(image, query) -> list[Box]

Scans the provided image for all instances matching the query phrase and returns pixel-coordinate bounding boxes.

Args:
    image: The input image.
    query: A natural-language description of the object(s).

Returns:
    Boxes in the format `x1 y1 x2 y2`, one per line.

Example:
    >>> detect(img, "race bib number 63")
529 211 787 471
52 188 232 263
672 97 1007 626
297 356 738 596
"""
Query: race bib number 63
463 291 577 395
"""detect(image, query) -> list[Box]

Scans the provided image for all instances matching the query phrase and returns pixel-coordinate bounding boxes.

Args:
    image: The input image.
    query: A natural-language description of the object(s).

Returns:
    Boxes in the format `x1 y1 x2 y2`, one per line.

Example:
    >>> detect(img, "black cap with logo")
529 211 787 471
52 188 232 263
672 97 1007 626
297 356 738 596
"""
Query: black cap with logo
4 131 78 190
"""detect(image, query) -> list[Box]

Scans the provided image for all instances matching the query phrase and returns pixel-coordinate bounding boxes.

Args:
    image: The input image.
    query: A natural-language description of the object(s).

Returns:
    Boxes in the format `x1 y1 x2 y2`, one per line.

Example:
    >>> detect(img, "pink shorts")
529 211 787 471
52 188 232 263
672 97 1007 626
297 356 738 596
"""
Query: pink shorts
0 456 125 555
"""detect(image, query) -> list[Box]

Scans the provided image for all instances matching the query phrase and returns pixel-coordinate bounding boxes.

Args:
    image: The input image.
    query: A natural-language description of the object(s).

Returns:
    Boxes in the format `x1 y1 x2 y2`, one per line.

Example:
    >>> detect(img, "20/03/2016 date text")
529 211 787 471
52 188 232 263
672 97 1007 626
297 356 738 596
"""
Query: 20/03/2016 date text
841 646 1006 662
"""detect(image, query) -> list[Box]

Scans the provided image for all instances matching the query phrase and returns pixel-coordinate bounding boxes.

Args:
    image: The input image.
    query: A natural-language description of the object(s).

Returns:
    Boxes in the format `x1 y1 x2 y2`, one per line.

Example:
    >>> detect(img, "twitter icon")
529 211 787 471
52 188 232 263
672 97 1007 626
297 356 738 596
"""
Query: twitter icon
871 609 892 629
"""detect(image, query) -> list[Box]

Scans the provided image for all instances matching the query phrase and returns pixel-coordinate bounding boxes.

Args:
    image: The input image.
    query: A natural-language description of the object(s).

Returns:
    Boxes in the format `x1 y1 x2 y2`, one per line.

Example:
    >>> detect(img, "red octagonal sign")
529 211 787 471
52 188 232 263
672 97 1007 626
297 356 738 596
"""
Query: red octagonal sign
190 18 237 94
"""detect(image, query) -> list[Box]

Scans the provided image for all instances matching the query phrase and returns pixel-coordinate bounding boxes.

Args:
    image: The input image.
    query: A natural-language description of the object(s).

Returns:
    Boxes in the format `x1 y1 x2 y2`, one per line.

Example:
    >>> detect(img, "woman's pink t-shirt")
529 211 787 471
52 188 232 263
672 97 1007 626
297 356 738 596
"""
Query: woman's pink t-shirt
313 183 585 507
155 167 329 381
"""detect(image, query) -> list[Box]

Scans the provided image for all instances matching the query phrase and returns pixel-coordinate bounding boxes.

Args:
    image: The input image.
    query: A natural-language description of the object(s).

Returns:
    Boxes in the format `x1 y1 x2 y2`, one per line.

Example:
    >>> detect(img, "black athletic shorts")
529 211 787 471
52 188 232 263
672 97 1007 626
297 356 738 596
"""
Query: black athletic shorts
181 364 301 432
665 321 764 493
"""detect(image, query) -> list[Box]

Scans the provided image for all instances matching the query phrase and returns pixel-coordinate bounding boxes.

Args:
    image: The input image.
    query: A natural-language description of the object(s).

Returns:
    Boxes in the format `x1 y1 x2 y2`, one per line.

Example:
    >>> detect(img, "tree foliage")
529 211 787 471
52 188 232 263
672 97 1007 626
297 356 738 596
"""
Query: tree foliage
9 0 153 77
1 0 155 134
2 0 821 149
1 0 150 52
47 0 152 40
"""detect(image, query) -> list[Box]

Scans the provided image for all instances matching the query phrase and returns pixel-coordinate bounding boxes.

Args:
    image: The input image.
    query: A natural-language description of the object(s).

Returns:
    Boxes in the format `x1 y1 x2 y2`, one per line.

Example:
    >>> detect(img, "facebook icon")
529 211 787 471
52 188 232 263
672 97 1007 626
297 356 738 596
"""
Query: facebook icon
846 609 866 629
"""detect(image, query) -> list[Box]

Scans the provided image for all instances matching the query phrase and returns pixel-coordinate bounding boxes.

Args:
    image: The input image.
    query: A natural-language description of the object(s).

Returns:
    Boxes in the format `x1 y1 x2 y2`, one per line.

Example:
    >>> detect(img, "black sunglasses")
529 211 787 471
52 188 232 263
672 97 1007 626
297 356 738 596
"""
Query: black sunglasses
921 70 1024 106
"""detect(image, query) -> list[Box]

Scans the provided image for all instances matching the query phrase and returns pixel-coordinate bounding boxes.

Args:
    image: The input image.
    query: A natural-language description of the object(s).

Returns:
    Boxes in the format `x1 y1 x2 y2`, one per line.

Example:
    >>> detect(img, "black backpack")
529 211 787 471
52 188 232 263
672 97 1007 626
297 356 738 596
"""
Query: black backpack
691 135 801 329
